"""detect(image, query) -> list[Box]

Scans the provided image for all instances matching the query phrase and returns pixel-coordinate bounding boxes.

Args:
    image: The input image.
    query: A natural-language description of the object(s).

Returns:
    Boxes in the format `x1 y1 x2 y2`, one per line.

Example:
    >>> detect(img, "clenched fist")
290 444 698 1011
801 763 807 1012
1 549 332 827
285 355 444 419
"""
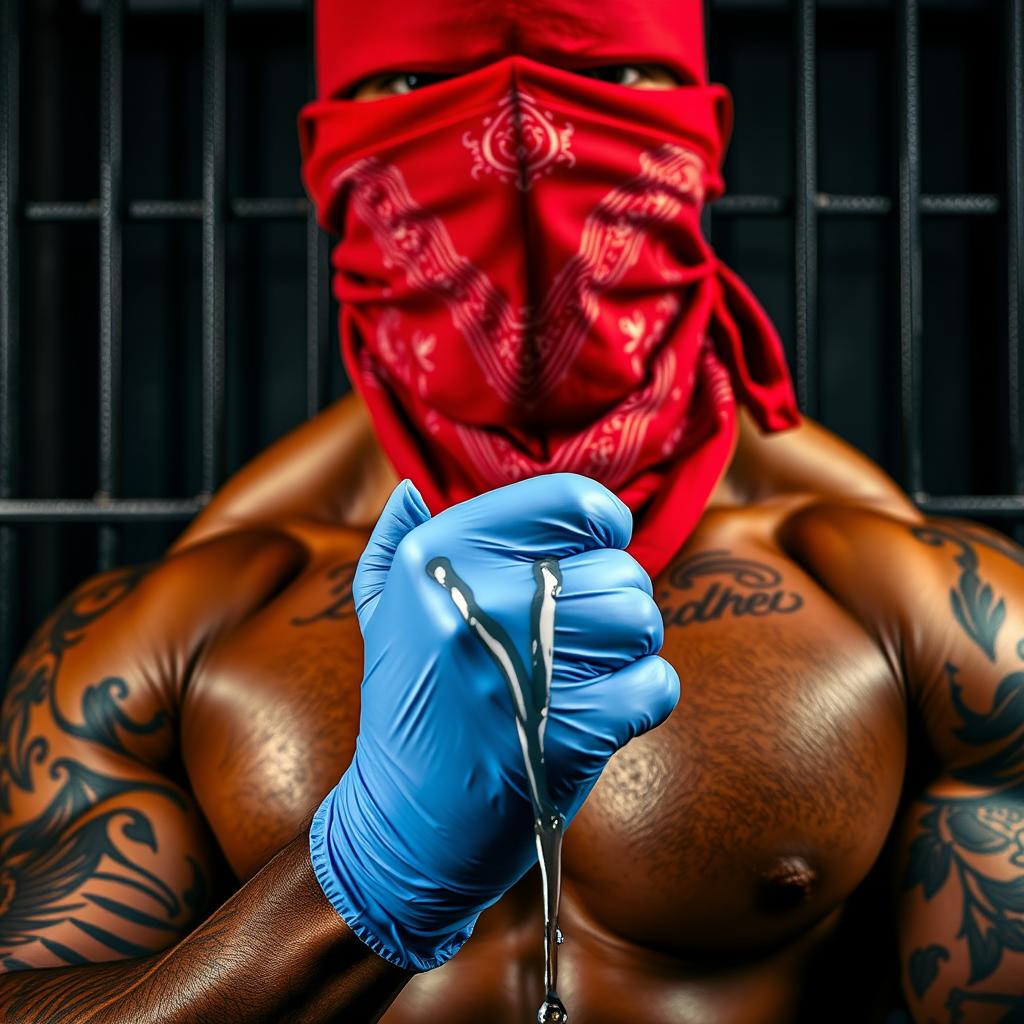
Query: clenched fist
310 474 679 970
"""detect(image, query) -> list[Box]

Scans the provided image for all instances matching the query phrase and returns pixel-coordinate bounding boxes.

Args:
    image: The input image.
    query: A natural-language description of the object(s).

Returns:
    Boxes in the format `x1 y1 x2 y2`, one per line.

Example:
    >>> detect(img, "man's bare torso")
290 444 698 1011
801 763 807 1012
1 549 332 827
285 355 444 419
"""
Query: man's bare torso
155 396 913 1022
7 393 982 1021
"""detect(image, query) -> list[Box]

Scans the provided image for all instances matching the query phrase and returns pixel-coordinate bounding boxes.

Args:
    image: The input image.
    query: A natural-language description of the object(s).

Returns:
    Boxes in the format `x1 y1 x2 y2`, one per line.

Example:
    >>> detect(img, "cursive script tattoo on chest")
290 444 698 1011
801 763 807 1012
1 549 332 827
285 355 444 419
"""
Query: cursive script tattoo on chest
290 561 357 627
658 549 804 629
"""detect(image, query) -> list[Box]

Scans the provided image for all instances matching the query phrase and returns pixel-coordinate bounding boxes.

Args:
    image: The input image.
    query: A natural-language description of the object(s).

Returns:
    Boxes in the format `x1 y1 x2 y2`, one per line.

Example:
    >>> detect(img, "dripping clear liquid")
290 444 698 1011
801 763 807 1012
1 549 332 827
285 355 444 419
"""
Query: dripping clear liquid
535 812 567 1023
428 555 569 1023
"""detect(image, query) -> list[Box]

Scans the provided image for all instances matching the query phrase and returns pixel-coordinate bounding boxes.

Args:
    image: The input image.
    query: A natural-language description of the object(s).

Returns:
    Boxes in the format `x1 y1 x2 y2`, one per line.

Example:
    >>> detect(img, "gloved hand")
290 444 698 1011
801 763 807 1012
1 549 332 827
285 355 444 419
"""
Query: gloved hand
309 473 679 971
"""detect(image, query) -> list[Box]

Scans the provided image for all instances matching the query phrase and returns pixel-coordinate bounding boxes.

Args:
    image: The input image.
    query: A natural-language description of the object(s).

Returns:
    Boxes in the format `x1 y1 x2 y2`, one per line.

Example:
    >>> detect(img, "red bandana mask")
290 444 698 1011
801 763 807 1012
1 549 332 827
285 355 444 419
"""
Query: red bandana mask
300 1 800 579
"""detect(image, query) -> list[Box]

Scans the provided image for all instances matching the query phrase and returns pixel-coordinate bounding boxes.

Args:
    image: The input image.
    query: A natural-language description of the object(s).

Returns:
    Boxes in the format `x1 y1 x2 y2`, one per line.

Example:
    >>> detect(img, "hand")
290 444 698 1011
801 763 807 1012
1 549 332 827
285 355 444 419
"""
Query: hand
309 473 679 970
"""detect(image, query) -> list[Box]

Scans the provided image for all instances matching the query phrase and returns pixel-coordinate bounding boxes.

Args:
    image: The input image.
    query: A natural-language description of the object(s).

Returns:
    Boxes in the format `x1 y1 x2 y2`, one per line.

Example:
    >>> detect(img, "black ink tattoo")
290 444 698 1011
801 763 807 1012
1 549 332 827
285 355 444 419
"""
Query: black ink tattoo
908 943 949 998
0 567 206 970
913 525 1006 662
954 524 1024 574
290 561 357 627
659 549 803 628
947 987 1024 1023
0 566 158 809
905 527 1024 988
1 902 240 1024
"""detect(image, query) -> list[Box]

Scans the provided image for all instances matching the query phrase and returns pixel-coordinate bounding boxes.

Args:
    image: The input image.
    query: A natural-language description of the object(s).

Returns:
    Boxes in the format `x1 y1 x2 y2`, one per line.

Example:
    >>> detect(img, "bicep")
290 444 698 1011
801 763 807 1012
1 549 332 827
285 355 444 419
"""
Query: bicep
0 568 217 972
895 520 1024 1019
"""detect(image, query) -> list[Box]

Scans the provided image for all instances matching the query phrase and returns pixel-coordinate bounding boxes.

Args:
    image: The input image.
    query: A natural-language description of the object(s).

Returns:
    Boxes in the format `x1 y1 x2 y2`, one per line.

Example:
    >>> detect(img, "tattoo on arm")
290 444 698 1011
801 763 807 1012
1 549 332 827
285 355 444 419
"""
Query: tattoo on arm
0 567 207 971
903 525 1024 1017
658 549 803 628
913 526 1006 661
290 561 357 627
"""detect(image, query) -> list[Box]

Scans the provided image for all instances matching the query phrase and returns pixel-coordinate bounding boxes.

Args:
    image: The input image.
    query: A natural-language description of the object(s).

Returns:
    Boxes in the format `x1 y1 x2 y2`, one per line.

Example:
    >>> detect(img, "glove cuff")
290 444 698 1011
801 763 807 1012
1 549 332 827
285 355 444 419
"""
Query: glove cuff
308 779 478 972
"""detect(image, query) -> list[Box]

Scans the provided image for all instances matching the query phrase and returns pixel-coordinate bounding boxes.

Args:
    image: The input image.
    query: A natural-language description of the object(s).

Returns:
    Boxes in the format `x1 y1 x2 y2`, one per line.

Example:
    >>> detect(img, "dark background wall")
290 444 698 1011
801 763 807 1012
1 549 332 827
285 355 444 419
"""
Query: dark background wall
1 0 1021 683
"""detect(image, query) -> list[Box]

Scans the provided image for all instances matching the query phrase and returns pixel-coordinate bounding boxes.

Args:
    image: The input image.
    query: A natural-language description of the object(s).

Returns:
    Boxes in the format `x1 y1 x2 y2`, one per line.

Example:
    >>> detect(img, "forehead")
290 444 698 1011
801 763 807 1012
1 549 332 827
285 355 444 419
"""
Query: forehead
315 0 706 98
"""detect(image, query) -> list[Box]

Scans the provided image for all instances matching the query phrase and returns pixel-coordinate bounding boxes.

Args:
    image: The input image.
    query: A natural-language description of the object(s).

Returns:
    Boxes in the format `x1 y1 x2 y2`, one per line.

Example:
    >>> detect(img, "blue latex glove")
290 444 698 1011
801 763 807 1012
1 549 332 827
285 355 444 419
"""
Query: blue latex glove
309 473 679 971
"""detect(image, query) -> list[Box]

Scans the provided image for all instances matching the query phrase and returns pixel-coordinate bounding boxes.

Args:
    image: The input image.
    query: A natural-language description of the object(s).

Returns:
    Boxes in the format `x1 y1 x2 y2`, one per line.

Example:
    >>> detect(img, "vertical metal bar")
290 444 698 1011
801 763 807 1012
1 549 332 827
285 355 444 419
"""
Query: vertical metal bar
202 0 226 494
98 0 125 570
1008 0 1024 512
794 0 818 416
0 0 20 677
701 0 713 245
305 0 329 416
898 0 924 498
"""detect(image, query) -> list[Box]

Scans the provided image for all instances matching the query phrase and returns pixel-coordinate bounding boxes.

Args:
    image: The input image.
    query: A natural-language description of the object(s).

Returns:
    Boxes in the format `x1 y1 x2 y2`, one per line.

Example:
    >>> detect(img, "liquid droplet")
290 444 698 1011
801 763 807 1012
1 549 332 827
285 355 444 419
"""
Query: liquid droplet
538 994 568 1024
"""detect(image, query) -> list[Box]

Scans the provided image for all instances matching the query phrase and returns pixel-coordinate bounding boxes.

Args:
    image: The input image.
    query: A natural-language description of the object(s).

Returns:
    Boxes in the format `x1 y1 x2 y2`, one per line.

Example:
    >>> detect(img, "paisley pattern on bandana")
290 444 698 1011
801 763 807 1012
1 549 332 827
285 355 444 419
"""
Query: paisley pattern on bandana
300 55 800 577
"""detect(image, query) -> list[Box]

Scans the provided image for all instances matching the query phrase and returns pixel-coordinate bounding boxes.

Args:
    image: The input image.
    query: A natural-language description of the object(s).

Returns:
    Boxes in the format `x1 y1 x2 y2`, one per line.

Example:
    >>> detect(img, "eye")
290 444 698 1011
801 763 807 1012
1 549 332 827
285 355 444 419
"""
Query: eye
351 72 453 101
383 73 451 95
577 65 680 90
582 65 643 86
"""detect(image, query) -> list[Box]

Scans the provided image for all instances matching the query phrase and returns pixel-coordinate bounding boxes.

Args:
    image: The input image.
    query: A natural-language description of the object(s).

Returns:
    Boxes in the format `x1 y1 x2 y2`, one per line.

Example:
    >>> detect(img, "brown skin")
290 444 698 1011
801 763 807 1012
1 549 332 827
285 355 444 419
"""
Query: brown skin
0 59 1021 1024
2 391 1024 1022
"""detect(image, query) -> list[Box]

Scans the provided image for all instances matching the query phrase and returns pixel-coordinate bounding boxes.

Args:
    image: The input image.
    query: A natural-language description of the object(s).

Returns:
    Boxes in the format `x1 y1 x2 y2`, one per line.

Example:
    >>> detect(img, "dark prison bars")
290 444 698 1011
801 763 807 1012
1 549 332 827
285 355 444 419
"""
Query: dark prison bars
0 0 1023 678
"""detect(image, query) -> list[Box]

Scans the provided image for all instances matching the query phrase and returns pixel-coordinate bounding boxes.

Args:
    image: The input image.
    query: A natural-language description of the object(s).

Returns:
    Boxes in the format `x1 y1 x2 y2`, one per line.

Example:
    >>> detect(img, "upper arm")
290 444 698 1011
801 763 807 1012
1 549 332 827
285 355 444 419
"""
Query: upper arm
784 508 1024 1019
0 528 309 973
895 521 1024 1020
0 564 218 972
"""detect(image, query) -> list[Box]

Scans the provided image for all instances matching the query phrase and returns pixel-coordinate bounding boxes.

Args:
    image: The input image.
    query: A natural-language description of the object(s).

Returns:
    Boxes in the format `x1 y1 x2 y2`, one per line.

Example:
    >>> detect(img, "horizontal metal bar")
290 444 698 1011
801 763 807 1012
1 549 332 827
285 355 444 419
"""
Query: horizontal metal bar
233 196 308 219
81 0 305 10
0 498 205 523
20 192 1003 225
25 197 310 222
77 0 1000 12
130 198 204 219
714 195 787 216
916 495 1024 517
3 494 1017 523
711 193 999 218
920 193 1000 215
817 194 892 216
24 200 100 221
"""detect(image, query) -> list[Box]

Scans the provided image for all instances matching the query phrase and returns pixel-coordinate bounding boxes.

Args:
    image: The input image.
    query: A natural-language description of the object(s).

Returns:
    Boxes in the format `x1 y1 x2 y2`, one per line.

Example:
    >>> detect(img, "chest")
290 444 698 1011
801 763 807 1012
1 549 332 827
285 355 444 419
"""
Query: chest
181 531 907 959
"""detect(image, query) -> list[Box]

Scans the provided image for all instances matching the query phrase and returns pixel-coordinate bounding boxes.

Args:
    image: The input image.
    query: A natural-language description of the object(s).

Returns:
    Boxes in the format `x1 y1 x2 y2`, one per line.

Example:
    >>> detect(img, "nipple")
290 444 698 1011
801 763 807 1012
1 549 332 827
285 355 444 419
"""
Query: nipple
538 994 568 1023
756 856 818 912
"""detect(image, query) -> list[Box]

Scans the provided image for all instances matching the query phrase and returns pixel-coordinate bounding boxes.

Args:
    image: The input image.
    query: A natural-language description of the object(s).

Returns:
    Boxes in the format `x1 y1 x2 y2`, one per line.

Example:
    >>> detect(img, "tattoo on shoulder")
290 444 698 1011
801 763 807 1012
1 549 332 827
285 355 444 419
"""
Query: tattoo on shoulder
1 566 161 807
913 524 1008 662
905 525 1024 994
290 561 357 627
0 565 208 970
658 549 803 629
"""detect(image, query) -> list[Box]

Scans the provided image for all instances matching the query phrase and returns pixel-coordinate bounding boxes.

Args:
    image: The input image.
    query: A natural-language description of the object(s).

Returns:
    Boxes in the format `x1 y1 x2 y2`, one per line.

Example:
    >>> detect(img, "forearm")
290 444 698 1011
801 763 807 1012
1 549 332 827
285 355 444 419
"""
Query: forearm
0 831 411 1024
900 784 1024 1022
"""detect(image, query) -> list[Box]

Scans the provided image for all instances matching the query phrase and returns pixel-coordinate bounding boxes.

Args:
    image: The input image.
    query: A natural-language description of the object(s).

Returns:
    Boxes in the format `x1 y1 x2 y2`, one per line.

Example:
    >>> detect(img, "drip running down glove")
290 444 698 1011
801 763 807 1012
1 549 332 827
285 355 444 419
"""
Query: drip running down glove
309 473 680 971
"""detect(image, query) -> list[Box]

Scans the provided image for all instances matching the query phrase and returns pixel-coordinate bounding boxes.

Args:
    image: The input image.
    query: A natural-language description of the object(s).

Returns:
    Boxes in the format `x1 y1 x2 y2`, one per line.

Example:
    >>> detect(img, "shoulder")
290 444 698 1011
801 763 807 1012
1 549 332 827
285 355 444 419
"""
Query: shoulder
779 501 1024 738
102 526 308 651
7 526 310 733
734 411 1024 690
171 393 396 552
729 409 919 520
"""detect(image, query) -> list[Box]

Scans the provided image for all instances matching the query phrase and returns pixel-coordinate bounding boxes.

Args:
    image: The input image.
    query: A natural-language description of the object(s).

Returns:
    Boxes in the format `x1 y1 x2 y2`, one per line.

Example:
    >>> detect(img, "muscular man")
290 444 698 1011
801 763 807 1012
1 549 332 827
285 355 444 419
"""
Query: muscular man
1 1 1023 1021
